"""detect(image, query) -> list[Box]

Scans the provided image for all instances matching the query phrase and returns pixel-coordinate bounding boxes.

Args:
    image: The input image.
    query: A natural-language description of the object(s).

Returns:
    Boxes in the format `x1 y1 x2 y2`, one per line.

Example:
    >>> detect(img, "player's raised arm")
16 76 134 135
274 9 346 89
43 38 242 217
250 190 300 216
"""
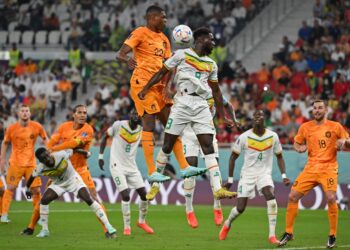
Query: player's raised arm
209 81 233 127
138 66 170 100
116 43 137 70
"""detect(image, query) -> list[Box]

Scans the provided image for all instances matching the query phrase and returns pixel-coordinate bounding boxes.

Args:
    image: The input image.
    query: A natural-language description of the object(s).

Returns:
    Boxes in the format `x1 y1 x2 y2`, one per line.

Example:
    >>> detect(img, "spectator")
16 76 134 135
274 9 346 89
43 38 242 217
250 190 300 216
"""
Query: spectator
307 53 325 73
57 75 72 109
298 20 312 42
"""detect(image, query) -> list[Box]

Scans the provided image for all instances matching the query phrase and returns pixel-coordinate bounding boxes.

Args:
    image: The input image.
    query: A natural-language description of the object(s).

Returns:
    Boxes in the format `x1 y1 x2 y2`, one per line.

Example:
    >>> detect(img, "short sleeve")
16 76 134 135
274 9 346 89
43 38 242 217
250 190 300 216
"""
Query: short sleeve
107 121 122 137
336 123 349 139
232 134 245 154
164 50 183 70
273 133 283 155
65 149 73 158
208 62 218 83
32 164 43 177
124 28 143 49
294 124 306 144
3 125 13 143
39 124 47 140
164 38 172 58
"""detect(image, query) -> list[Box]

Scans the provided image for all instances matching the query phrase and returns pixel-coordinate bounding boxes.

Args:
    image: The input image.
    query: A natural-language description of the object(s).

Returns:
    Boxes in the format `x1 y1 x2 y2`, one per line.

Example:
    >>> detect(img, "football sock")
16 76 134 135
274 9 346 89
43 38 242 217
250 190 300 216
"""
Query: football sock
156 149 168 173
141 131 156 175
39 204 49 231
285 202 298 234
225 206 241 227
139 200 148 223
90 201 112 229
121 200 131 229
28 193 41 229
183 177 196 213
0 192 3 215
1 189 13 216
267 199 278 237
213 198 221 210
204 154 221 192
328 202 338 236
173 138 189 170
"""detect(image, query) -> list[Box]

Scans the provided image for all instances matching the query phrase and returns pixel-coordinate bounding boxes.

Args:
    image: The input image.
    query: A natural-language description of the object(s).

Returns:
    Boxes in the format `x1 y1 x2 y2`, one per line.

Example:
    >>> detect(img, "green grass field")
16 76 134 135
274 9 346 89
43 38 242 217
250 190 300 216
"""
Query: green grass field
0 201 349 250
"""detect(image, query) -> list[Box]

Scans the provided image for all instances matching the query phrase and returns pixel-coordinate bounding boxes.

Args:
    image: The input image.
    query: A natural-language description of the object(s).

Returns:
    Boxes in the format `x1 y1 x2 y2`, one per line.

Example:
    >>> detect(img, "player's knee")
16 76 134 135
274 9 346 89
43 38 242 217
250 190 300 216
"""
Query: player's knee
236 205 246 214
162 143 172 154
326 192 337 204
84 197 93 206
122 194 130 202
30 187 41 195
201 144 214 155
288 192 300 203
40 197 50 205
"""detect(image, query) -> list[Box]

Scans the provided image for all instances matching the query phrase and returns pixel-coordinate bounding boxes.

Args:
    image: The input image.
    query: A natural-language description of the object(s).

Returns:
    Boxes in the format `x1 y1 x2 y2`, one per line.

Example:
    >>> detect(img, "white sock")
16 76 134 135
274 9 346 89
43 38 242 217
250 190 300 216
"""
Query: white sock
225 206 241 227
40 204 49 231
156 149 169 173
121 200 131 229
213 198 221 210
204 154 222 192
267 199 278 237
183 177 196 213
139 200 148 223
90 201 112 229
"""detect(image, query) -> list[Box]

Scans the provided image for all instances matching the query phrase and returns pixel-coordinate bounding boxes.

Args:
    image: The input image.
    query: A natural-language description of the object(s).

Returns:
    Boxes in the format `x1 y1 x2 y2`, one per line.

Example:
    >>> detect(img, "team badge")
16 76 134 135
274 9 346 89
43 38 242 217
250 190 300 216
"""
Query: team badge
81 132 87 137
30 134 35 139
325 131 331 138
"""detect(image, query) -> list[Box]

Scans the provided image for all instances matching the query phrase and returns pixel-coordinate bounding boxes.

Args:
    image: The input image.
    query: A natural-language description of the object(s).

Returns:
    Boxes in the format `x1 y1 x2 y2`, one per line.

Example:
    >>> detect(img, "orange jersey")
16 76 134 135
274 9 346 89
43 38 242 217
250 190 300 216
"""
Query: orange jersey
124 26 171 87
47 121 93 170
4 121 47 167
294 120 349 173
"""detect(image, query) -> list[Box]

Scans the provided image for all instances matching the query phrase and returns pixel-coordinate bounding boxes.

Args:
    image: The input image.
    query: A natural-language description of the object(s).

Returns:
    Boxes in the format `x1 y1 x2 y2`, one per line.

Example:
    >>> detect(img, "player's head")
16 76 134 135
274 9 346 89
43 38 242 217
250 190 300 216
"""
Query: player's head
72 104 87 125
129 109 141 126
193 27 215 55
312 99 327 121
252 110 265 127
17 104 31 122
35 147 54 166
145 5 166 32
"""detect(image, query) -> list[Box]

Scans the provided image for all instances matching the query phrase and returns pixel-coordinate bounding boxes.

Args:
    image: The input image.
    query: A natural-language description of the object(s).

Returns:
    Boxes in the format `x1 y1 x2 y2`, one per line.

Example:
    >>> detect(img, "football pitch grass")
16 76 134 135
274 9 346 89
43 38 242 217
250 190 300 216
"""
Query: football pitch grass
1 201 350 250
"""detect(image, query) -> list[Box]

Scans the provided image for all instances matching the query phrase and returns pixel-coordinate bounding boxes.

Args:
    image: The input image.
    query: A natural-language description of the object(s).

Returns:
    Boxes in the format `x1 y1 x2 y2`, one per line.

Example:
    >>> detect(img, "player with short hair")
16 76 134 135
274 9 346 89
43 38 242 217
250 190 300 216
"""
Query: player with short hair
25 148 117 238
46 104 110 237
279 100 350 249
219 110 290 244
0 105 47 234
116 5 205 192
99 111 154 235
138 27 236 200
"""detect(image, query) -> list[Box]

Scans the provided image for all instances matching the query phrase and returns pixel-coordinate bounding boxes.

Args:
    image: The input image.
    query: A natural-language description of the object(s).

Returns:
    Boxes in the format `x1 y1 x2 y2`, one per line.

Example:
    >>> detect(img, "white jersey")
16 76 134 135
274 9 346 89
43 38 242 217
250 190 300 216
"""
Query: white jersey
107 120 142 171
32 150 75 184
232 129 282 176
164 48 218 100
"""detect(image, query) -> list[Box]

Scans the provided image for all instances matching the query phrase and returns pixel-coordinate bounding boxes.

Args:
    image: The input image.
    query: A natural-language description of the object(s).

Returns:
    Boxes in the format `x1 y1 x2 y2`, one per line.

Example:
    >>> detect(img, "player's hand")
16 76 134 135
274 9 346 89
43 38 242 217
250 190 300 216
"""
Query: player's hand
25 187 32 199
336 139 346 150
222 182 232 190
283 178 291 186
294 144 307 153
233 121 243 133
98 159 104 171
127 58 137 70
138 89 148 100
223 117 234 128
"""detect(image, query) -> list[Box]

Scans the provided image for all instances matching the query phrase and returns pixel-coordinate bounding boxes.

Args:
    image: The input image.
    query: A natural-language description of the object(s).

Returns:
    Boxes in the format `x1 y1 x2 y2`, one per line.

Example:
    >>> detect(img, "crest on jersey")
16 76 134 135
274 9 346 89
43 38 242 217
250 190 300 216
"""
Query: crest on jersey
325 131 331 138
30 134 35 139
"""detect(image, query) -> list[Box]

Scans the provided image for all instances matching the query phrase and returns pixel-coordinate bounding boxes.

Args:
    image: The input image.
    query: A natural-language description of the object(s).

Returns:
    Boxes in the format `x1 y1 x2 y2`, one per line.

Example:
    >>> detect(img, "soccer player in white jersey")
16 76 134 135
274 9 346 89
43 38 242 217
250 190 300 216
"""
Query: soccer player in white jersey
25 148 117 238
98 111 153 236
182 95 238 228
219 110 290 244
138 27 236 200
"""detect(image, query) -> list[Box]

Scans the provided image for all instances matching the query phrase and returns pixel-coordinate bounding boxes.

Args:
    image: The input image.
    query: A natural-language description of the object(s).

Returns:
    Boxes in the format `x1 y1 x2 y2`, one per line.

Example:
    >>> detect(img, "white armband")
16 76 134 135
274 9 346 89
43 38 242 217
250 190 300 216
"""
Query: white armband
98 154 104 160
227 177 234 183
282 173 287 179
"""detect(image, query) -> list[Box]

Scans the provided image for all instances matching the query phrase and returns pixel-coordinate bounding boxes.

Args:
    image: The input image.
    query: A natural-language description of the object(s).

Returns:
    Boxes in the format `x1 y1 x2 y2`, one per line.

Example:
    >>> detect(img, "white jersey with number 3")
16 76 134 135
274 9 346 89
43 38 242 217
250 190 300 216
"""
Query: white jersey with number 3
232 129 282 176
107 120 142 172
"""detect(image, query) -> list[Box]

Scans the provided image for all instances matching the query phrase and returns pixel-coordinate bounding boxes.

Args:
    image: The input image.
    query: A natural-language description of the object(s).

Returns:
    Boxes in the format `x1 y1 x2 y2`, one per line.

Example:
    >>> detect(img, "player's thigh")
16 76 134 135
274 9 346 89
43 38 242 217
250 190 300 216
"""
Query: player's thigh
237 176 257 199
47 183 66 197
192 108 216 136
24 166 42 188
256 174 274 196
77 168 96 189
126 171 145 190
6 164 25 187
65 175 88 197
291 171 318 195
164 104 189 136
318 172 338 193
110 166 129 192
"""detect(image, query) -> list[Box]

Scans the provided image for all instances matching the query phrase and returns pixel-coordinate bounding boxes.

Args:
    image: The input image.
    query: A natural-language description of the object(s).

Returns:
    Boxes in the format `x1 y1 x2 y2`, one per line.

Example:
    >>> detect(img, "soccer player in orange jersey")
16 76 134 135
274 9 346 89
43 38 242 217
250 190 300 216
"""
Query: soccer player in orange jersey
116 5 205 199
0 178 4 217
0 105 47 234
279 100 350 249
46 104 112 238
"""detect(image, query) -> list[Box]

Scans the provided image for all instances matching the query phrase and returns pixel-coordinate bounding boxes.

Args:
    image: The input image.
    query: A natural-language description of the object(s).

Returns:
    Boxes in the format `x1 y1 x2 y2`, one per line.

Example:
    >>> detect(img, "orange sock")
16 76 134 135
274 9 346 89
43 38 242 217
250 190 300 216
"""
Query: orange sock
285 202 299 234
328 202 338 236
173 138 189 170
28 193 41 229
142 131 156 175
1 189 14 216
0 192 3 215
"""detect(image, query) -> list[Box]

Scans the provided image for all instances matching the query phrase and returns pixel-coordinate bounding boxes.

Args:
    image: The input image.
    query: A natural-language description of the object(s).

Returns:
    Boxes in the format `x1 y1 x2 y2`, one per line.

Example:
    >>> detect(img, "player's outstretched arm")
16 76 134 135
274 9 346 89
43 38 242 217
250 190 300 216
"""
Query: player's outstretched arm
224 101 242 132
98 134 109 171
223 152 239 190
276 153 290 186
209 81 233 127
293 142 307 153
138 66 169 100
116 44 137 69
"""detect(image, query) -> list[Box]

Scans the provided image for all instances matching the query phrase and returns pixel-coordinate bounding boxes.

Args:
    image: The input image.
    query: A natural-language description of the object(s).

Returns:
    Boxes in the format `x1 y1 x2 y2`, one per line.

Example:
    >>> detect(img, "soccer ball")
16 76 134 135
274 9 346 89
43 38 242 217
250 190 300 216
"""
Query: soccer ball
172 25 193 44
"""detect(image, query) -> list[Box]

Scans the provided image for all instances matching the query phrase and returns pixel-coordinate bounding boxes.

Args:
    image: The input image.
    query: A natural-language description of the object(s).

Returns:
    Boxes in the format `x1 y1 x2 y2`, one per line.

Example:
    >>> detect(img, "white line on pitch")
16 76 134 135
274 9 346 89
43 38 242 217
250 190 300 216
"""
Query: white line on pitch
261 245 350 250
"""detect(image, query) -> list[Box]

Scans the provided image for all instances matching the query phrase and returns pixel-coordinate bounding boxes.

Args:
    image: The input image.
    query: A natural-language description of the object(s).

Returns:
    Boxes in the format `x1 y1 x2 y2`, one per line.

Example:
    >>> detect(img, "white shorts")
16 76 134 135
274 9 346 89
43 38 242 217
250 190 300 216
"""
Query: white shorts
182 125 219 158
165 95 215 136
110 163 144 192
48 173 86 197
237 174 274 199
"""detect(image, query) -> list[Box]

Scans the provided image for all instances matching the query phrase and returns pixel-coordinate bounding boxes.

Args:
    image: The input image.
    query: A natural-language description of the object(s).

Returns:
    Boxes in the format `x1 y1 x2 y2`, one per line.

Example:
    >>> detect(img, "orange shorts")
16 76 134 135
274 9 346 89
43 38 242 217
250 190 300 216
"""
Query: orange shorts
292 170 338 194
76 167 95 189
0 178 4 189
6 164 41 188
130 81 172 116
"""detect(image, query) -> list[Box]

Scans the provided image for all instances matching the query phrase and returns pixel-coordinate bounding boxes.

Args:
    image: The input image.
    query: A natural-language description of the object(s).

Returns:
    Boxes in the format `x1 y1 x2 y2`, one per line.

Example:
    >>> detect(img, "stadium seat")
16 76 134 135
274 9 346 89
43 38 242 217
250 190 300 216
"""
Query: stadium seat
35 31 47 45
9 31 21 44
48 31 61 45
60 21 70 32
22 31 34 45
0 31 8 44
8 21 18 31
